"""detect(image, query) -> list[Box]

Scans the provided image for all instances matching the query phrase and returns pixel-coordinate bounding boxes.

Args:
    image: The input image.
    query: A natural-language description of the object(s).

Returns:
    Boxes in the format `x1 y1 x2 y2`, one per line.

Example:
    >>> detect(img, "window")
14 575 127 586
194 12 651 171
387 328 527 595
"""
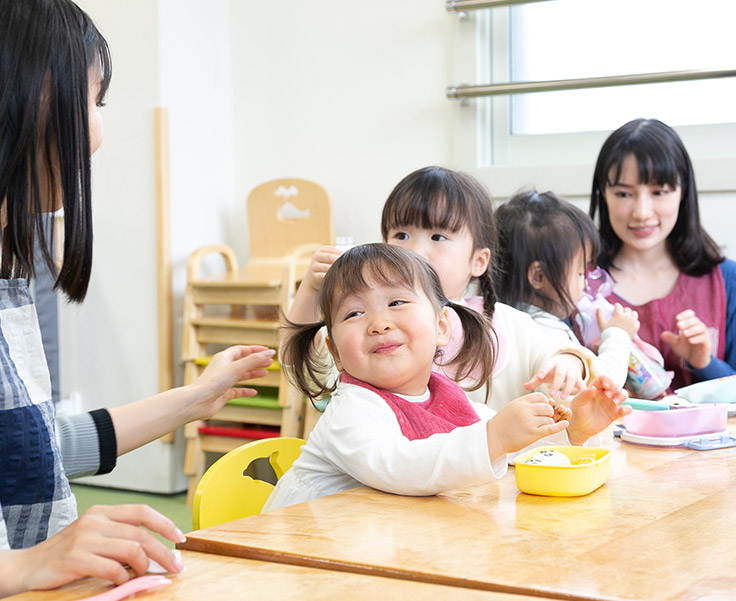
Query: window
451 0 736 198
510 0 736 135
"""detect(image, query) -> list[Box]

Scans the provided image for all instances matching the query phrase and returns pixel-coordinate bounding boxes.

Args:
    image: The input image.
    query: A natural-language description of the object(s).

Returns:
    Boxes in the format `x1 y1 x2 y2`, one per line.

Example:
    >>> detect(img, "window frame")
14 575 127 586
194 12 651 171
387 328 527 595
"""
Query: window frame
450 7 736 200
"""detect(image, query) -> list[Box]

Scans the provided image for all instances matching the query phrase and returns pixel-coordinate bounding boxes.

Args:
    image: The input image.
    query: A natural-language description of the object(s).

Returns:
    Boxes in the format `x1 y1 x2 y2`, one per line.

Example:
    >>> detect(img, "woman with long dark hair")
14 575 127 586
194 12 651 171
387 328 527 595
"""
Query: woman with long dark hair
0 1 274 593
590 118 736 391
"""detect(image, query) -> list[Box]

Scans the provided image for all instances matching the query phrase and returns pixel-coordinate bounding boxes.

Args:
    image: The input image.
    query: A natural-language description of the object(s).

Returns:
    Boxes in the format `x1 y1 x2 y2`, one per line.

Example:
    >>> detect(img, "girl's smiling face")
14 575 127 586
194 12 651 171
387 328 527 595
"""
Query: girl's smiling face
325 275 450 396
603 154 682 256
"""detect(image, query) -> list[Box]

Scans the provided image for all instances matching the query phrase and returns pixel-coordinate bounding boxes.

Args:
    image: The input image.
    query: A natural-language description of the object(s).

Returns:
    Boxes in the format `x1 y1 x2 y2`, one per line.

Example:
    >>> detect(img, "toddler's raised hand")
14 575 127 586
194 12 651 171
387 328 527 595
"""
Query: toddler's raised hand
303 246 343 291
597 303 640 339
661 309 712 370
565 375 630 446
486 393 568 460
286 246 343 324
523 353 585 400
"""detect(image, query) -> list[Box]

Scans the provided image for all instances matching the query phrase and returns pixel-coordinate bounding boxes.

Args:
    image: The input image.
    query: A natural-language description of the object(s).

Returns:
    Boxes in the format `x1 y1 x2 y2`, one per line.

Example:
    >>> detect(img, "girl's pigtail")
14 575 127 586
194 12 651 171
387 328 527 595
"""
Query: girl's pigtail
280 317 335 402
445 301 496 400
476 270 497 321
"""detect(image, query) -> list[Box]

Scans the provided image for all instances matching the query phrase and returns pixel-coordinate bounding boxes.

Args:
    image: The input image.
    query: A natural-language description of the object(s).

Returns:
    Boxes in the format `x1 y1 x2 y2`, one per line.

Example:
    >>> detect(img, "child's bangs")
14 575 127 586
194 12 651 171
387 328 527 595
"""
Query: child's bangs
384 192 466 233
332 253 417 299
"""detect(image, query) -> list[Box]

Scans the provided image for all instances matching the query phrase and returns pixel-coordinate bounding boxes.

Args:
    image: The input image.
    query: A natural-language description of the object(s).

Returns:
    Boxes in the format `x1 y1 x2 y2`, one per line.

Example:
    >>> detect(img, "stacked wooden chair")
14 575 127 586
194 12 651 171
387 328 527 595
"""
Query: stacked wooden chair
181 178 333 503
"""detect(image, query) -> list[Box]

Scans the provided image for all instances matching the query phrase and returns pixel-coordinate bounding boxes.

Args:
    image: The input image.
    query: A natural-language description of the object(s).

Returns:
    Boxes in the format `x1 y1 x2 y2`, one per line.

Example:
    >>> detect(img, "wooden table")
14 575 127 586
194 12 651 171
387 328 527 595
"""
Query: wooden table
179 425 736 601
6 550 546 601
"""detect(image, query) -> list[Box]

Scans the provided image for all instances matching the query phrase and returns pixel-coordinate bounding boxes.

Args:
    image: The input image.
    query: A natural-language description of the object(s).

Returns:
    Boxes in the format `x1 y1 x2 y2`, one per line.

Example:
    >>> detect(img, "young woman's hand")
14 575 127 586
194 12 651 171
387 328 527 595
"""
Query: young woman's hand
523 353 586 400
661 309 712 369
486 393 568 460
6 505 185 596
565 375 630 446
598 303 640 339
190 345 276 419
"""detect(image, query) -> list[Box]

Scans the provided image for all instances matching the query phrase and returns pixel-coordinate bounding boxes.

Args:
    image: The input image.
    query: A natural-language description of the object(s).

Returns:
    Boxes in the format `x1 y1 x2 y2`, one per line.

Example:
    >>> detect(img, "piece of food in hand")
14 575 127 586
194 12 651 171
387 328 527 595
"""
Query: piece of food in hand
549 398 572 423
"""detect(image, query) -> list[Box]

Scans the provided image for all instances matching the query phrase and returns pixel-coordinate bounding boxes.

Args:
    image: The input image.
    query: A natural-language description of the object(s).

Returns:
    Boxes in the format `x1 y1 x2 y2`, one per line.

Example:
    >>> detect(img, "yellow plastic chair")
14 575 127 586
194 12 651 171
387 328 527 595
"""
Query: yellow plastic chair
192 437 305 530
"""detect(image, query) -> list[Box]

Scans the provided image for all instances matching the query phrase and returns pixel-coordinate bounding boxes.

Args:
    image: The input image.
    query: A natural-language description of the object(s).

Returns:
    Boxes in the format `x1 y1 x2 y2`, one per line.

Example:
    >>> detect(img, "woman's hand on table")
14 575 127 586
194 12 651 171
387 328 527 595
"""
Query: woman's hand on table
6 505 184 596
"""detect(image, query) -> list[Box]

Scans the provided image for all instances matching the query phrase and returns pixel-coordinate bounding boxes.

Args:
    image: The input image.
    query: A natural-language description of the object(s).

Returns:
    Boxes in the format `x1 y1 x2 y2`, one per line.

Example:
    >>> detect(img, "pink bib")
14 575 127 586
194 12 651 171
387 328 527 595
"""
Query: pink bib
339 372 480 441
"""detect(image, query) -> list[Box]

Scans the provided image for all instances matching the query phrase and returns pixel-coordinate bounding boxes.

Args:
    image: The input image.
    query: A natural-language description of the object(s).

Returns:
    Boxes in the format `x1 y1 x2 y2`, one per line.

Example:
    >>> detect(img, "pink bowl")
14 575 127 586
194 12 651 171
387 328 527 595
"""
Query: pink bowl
623 404 728 437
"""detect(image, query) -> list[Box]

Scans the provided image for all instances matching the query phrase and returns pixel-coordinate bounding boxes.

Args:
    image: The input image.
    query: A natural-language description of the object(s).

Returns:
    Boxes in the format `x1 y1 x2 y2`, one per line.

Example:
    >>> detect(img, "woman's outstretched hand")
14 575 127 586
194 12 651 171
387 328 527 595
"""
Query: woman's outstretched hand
110 345 276 456
191 345 277 419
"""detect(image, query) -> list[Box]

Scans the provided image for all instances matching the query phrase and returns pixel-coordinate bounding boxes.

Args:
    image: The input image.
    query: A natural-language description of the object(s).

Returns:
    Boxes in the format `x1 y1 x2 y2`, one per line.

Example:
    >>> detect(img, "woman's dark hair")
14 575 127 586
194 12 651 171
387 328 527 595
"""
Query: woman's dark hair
380 166 498 320
496 189 600 318
589 118 723 276
281 243 496 402
0 0 112 301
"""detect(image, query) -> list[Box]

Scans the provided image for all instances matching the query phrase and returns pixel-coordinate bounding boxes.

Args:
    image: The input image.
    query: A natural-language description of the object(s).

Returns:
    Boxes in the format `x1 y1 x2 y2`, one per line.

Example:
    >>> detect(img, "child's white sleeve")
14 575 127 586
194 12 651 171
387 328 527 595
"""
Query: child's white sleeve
321 387 505 496
554 346 595 386
594 326 631 388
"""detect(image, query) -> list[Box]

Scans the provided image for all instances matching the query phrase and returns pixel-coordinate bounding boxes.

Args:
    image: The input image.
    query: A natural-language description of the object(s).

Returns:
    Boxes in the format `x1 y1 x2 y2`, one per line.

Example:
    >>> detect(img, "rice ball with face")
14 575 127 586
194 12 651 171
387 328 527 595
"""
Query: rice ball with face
524 450 572 466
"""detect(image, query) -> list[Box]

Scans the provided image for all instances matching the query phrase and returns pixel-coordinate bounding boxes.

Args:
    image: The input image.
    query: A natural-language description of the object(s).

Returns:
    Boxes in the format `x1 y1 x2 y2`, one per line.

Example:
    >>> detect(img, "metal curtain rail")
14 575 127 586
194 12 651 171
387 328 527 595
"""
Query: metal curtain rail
447 68 736 99
447 0 552 10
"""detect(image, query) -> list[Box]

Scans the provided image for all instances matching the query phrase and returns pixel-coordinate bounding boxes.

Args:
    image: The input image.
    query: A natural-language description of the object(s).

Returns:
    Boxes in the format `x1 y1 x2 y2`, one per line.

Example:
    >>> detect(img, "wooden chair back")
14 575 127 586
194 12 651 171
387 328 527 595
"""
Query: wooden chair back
247 178 333 264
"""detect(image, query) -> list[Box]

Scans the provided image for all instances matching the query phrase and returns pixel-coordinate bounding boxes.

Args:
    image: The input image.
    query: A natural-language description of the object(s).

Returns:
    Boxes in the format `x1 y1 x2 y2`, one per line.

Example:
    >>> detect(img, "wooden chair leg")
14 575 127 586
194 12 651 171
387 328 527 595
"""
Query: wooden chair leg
277 374 304 438
186 434 204 506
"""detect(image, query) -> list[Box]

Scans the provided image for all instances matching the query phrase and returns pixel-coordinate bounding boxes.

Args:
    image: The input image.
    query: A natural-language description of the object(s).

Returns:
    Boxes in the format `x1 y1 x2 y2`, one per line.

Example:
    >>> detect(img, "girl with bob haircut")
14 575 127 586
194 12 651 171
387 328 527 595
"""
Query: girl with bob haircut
0 0 275 594
589 118 736 390
379 165 499 321
265 244 627 511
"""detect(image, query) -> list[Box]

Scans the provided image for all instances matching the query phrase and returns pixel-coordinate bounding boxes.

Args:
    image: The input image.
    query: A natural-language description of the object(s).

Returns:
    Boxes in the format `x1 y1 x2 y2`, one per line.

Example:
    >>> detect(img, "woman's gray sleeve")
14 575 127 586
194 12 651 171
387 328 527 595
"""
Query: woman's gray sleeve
55 409 117 479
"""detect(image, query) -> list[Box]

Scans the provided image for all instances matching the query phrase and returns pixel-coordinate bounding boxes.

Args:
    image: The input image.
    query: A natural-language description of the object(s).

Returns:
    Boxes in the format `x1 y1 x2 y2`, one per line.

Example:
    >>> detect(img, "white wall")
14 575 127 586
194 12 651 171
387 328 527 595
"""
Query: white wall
228 1 454 256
